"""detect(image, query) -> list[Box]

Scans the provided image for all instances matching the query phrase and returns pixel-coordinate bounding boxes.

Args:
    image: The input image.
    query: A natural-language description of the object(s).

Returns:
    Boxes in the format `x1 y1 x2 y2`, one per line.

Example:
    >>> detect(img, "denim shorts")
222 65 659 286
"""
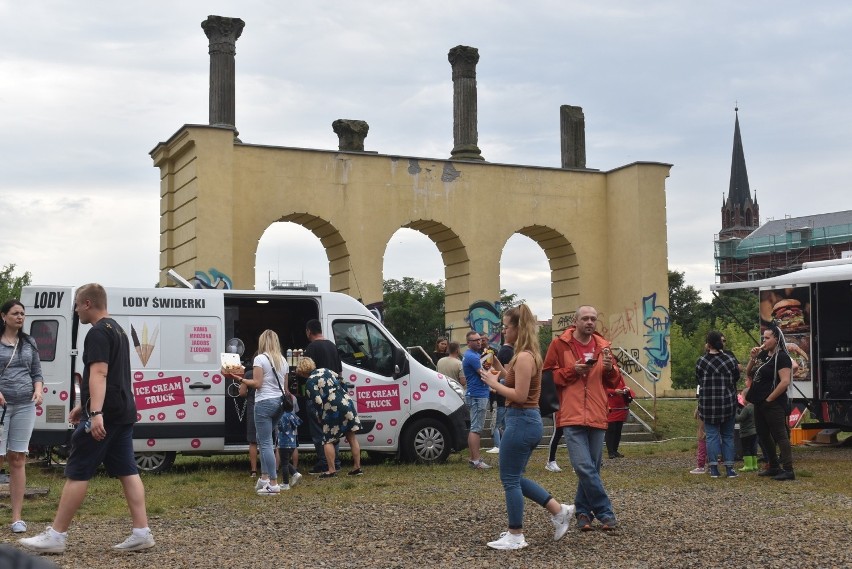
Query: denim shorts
64 421 139 481
0 402 36 455
466 396 489 434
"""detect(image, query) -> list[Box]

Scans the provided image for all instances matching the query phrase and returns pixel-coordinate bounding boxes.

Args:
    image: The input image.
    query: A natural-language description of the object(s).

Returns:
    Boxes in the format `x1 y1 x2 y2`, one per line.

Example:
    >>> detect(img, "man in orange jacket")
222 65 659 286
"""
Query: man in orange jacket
544 305 621 531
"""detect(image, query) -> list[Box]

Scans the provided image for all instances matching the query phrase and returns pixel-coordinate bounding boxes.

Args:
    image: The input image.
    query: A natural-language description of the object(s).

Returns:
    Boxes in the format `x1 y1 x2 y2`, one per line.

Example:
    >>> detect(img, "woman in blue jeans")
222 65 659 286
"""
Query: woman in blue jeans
696 330 740 478
233 330 290 495
479 305 574 550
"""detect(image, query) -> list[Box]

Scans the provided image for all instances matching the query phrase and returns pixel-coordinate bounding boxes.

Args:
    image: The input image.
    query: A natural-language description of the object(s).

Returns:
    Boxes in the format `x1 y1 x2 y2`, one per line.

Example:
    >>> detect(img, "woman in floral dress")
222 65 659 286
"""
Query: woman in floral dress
296 357 362 477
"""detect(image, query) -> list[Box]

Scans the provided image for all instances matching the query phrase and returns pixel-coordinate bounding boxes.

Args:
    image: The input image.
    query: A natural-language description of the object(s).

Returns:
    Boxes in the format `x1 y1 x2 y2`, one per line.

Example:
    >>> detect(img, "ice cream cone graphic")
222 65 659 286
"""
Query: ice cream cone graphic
131 323 158 367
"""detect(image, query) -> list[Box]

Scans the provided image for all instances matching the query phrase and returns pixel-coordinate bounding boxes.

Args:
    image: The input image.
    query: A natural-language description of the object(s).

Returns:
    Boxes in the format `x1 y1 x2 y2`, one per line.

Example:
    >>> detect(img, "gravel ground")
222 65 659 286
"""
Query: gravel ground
3 448 851 569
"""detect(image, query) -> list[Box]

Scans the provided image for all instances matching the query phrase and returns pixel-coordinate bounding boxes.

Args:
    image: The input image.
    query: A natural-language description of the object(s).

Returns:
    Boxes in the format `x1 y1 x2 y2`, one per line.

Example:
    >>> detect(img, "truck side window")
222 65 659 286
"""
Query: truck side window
29 320 59 362
332 321 395 377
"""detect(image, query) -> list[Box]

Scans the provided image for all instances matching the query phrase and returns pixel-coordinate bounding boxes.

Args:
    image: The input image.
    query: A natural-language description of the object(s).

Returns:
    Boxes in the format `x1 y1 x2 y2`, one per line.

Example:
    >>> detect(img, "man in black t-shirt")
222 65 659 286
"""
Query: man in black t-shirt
303 319 341 473
21 284 155 554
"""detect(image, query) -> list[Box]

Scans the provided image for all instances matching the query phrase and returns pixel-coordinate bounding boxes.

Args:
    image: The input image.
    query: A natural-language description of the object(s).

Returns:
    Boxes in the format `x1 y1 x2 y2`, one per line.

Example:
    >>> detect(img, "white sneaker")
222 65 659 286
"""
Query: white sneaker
487 531 528 550
689 466 707 475
551 504 574 541
19 526 67 554
472 460 492 469
257 482 281 495
113 529 155 551
545 461 562 472
279 483 291 491
486 447 500 454
11 520 27 533
290 472 302 487
255 477 267 490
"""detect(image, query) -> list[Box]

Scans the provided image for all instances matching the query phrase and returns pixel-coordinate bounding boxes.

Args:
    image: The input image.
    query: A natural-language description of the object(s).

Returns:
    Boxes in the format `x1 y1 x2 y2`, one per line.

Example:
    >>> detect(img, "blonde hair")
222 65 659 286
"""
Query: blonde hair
257 329 284 371
505 304 542 370
296 356 316 377
76 283 107 310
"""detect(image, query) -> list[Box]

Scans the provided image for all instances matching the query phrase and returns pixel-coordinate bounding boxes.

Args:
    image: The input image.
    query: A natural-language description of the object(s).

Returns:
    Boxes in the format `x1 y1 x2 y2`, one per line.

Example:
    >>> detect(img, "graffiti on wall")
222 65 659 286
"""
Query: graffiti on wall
642 292 670 381
466 300 502 349
190 268 233 290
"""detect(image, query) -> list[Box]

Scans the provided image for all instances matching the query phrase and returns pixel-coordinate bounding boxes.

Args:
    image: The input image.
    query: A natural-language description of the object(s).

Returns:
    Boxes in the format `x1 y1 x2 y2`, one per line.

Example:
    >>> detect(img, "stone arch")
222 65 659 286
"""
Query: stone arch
273 213 352 295
513 225 579 325
402 219 470 333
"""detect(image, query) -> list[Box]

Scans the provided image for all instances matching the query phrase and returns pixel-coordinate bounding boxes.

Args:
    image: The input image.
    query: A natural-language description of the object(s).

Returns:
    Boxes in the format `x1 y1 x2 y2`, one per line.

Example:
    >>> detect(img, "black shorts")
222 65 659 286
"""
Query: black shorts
64 421 139 481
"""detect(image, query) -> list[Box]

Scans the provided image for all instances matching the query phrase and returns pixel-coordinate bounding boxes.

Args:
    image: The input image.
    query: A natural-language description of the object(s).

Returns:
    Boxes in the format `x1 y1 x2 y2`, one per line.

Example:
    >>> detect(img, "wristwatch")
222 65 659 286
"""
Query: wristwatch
89 410 103 417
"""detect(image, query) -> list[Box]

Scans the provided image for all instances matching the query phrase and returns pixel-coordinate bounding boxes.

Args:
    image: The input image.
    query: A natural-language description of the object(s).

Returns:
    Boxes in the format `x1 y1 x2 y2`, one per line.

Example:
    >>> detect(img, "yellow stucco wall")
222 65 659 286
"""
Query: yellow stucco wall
151 124 672 391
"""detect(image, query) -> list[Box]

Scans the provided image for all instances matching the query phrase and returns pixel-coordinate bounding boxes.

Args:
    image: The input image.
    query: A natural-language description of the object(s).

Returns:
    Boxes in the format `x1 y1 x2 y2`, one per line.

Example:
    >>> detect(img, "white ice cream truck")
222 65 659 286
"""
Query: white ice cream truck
22 285 468 472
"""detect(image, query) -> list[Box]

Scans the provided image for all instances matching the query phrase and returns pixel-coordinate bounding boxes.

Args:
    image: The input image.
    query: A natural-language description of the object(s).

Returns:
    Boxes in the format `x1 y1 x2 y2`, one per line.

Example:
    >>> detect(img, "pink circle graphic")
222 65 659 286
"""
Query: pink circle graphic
367 434 375 442
404 399 409 405
42 387 48 393
349 374 357 382
212 375 222 384
134 371 144 381
149 414 156 421
206 405 217 416
193 401 199 407
390 419 397 426
386 438 393 445
203 371 210 377
376 423 383 431
419 383 428 392
439 390 446 397
365 378 371 384
412 392 421 401
191 439 201 448
157 412 166 421
35 407 43 416
177 409 186 419
402 380 408 386
147 439 156 447
185 377 191 383
205 397 211 403
59 391 68 401
436 373 444 379
136 413 142 421
158 372 164 378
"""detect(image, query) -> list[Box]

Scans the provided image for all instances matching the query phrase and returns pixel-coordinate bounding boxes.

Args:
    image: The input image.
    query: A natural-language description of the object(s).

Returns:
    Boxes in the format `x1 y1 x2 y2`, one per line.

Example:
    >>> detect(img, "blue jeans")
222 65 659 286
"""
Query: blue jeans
499 408 553 530
705 415 736 467
563 426 615 522
254 398 280 480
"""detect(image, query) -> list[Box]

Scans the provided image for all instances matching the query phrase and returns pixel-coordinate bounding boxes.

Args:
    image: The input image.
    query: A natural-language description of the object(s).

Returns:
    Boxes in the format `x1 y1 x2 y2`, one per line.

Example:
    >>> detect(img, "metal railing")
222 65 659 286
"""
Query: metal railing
612 346 658 430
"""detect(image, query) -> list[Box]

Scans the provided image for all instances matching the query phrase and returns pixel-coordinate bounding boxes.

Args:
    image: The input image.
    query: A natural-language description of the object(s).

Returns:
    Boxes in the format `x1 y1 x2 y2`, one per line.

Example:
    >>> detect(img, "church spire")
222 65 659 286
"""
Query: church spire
728 107 751 208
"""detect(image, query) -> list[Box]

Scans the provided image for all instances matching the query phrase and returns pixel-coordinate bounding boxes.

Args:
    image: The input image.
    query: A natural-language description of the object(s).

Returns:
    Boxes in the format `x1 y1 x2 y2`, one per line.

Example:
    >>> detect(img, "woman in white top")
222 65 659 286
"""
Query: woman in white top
235 330 289 495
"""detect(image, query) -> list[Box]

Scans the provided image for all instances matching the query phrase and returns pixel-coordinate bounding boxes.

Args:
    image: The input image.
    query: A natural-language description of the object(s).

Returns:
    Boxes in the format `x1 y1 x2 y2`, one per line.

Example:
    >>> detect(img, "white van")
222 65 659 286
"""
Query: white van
22 286 468 472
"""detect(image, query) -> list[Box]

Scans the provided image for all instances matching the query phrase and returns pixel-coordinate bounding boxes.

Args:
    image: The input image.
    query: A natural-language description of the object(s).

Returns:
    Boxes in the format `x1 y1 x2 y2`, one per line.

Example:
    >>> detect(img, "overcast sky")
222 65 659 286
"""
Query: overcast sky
3 1 851 319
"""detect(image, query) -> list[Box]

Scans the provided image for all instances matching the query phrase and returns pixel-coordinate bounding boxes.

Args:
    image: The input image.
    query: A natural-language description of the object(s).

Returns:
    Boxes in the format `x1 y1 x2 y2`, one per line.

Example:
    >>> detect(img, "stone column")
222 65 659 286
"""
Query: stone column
332 119 370 151
448 45 484 161
560 105 586 168
201 15 245 137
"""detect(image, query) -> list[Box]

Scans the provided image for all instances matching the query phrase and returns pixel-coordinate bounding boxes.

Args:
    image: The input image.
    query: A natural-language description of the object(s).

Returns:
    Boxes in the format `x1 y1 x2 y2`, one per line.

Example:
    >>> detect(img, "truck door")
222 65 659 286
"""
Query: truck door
22 287 75 446
329 318 410 453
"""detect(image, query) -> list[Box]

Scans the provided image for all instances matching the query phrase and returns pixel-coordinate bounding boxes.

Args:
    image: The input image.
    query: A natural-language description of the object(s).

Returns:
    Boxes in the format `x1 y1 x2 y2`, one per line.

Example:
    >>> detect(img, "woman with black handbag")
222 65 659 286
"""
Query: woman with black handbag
231 330 290 495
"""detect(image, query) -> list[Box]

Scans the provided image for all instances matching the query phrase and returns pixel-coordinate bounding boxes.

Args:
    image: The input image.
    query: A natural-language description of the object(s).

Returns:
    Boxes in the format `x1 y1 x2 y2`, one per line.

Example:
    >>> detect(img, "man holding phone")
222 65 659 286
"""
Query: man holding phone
463 330 491 469
544 305 622 531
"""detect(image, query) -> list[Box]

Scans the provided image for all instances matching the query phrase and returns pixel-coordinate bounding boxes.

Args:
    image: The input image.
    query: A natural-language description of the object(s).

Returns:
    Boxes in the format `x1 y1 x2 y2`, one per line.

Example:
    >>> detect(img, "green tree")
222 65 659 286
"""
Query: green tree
382 278 446 349
538 322 553 358
708 289 760 342
0 264 32 303
668 270 710 335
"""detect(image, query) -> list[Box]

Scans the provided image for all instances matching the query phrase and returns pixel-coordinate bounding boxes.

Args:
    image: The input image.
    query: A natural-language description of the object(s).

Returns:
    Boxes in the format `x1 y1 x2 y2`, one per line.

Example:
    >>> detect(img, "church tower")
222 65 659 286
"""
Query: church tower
719 108 759 238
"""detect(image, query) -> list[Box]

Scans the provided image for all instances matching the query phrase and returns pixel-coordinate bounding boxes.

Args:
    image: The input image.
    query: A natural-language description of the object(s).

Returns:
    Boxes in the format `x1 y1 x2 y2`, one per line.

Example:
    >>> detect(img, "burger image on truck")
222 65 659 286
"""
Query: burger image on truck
22 285 468 472
771 298 807 332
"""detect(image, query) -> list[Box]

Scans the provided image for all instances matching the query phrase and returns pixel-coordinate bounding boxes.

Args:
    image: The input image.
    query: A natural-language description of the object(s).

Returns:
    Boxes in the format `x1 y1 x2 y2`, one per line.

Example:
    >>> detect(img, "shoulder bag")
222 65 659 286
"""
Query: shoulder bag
265 354 294 415
539 368 560 417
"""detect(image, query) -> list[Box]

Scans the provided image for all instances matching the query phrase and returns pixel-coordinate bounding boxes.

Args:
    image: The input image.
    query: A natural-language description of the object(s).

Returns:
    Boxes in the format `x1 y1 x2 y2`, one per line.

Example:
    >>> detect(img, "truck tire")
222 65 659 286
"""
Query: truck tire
134 451 176 474
401 418 451 464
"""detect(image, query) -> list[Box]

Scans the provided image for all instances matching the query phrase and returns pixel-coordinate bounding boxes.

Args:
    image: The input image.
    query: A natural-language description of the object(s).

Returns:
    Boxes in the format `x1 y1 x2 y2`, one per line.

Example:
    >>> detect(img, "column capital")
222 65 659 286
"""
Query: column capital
448 45 480 79
332 119 370 152
201 15 245 56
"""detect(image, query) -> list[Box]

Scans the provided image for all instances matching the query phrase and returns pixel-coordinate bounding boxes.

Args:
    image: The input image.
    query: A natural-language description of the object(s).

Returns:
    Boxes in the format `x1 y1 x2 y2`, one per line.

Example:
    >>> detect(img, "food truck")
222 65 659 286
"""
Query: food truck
711 257 852 429
21 285 468 472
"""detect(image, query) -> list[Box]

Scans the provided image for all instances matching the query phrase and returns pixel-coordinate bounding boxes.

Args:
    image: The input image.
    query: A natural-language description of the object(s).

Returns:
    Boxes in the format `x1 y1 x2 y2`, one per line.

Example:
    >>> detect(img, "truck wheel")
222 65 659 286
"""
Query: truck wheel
134 451 176 474
402 418 451 464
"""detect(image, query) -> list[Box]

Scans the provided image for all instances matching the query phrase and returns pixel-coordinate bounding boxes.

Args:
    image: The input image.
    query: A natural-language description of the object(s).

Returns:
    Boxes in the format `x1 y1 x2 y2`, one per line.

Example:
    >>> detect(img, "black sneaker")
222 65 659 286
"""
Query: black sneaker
758 467 781 477
773 469 795 481
319 471 337 479
309 465 327 475
347 468 363 476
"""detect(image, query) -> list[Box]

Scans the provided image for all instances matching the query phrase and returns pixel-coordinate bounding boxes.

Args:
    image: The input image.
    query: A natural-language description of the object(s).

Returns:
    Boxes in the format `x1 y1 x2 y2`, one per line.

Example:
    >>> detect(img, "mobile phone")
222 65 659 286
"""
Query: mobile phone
585 358 597 365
